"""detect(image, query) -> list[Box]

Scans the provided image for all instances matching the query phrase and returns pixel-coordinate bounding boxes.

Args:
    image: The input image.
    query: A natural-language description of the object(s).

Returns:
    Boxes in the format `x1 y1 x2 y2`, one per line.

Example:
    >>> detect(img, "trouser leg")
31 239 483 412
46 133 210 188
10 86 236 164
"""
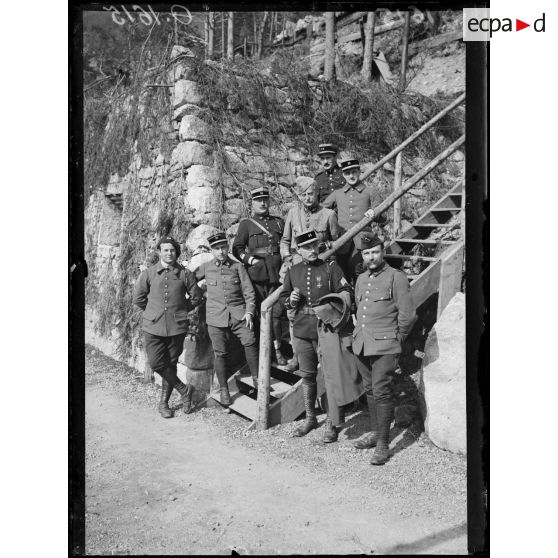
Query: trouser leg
292 337 319 437
208 325 232 406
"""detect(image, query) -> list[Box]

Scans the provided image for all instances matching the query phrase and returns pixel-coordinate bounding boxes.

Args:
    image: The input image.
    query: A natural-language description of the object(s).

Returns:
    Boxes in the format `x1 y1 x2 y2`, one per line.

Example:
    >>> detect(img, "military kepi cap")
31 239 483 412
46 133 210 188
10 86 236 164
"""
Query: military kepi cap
360 234 384 250
313 293 351 332
340 158 361 171
251 186 270 200
157 236 181 257
318 143 338 156
207 232 228 247
295 230 318 247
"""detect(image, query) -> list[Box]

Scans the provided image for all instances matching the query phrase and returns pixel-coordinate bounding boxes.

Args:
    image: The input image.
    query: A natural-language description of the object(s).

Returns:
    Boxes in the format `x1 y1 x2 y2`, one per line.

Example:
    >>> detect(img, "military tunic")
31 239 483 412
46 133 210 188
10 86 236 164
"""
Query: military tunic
352 262 416 356
232 214 284 286
315 165 345 204
280 203 339 260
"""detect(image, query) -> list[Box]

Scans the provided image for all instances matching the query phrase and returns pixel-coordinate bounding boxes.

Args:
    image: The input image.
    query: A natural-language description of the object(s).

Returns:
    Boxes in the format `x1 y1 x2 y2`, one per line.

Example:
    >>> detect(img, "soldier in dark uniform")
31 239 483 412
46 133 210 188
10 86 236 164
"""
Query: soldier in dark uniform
194 232 259 406
322 156 387 283
314 143 345 204
352 236 416 465
280 230 357 443
133 236 203 418
232 186 287 365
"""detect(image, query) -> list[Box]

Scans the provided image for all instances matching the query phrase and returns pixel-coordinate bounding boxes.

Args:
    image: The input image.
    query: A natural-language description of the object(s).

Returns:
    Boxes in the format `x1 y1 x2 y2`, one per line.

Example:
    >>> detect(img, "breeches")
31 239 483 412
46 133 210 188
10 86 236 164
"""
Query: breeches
253 282 283 341
143 332 186 373
354 353 399 402
293 336 319 376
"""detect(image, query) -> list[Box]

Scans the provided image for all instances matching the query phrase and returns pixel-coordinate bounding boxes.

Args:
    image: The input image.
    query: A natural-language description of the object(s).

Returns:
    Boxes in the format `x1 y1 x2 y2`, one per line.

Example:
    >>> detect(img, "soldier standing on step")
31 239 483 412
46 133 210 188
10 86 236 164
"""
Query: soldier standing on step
352 236 416 465
314 143 345 204
280 230 357 443
322 155 387 283
133 236 203 418
194 232 259 407
232 186 287 365
280 177 340 372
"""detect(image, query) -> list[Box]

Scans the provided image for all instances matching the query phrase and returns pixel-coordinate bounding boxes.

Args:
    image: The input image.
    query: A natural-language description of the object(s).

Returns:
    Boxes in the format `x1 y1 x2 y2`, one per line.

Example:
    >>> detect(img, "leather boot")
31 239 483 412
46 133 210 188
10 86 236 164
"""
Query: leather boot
175 381 195 414
322 415 338 443
370 401 394 465
354 395 379 449
292 381 318 437
158 380 174 419
219 387 232 406
274 346 287 366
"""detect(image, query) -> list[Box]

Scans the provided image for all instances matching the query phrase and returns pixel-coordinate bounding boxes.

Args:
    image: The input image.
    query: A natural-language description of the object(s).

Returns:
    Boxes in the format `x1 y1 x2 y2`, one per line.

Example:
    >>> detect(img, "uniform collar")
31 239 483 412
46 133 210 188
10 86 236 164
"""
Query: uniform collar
303 203 320 214
252 213 270 220
213 256 232 267
368 261 388 277
326 164 339 175
156 261 179 274
343 181 365 193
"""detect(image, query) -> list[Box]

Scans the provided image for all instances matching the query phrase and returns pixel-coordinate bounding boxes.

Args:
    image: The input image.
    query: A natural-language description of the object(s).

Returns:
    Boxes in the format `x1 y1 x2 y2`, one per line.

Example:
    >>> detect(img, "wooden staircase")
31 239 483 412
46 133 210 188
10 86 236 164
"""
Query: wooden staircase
208 363 327 430
385 180 464 312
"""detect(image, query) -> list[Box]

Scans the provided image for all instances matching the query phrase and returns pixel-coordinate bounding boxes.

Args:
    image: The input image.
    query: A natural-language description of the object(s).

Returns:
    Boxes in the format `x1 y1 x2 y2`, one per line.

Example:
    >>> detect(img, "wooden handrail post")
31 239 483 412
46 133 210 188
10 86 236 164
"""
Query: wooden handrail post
399 11 411 91
319 135 465 261
394 152 403 236
256 286 282 430
360 93 465 182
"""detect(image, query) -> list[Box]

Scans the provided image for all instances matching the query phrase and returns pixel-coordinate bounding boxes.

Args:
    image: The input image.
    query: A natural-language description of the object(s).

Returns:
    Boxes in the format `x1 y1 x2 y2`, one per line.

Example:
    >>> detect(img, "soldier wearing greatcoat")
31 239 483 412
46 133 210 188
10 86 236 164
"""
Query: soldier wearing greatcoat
194 232 259 406
133 236 203 418
232 186 287 365
280 230 362 443
322 156 387 282
352 236 416 465
314 143 345 204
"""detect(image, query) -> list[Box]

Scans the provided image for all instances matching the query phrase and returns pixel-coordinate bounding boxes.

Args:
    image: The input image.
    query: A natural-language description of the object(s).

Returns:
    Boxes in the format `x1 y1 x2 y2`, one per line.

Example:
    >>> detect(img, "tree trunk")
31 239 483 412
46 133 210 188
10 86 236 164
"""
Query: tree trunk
399 11 411 91
361 11 376 81
256 11 269 59
221 12 225 58
227 11 234 60
207 12 215 57
324 12 336 81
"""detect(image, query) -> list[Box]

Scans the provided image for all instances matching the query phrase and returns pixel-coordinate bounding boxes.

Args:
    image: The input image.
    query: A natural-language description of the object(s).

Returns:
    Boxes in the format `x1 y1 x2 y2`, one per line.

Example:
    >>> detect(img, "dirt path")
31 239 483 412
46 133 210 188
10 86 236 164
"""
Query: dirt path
86 375 467 555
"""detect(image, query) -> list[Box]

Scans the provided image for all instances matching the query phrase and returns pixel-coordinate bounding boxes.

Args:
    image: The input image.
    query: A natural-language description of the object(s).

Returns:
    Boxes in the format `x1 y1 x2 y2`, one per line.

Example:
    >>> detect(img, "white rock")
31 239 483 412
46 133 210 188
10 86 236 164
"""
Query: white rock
179 115 209 142
185 165 218 189
185 225 220 253
173 80 202 108
452 150 465 162
171 141 214 168
171 45 194 59
185 185 219 223
173 104 200 122
225 198 245 217
185 250 214 271
420 292 466 455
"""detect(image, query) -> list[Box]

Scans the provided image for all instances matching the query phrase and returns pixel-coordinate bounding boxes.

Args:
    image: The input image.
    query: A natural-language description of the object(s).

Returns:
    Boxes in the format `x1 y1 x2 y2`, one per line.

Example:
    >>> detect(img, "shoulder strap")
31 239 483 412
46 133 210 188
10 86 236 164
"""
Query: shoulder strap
247 217 273 238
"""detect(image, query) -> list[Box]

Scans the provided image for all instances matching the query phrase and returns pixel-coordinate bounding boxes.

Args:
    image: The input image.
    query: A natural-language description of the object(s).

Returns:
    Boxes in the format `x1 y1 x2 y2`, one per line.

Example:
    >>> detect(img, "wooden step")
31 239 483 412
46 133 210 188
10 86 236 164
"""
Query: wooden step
430 207 461 213
411 223 456 228
385 254 438 261
238 376 292 399
228 393 258 420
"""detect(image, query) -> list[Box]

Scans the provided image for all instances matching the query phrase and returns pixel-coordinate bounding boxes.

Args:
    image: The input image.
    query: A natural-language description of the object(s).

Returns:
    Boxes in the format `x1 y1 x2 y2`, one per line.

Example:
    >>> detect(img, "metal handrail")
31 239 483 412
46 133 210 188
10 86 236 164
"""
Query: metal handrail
256 96 465 430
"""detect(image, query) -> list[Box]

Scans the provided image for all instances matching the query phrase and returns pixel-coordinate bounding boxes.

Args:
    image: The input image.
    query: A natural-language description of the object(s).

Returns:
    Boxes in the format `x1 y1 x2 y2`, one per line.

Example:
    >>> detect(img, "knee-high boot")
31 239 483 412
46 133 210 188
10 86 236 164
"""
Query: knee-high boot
158 380 174 419
354 394 379 449
292 380 318 437
370 400 394 465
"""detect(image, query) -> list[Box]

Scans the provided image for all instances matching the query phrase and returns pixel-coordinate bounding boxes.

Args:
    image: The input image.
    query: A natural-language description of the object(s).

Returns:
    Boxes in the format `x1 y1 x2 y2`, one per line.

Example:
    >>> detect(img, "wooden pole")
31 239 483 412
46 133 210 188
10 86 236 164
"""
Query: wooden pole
399 11 411 91
256 304 274 430
361 11 376 81
243 36 247 58
324 12 336 81
394 152 402 236
207 12 215 57
227 11 234 60
359 93 466 183
221 12 225 59
320 135 465 261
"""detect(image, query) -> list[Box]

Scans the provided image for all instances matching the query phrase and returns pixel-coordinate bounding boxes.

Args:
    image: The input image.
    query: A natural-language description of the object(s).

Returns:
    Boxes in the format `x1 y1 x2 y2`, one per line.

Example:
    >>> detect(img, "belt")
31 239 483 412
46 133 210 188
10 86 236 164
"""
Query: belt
247 246 280 256
301 305 316 315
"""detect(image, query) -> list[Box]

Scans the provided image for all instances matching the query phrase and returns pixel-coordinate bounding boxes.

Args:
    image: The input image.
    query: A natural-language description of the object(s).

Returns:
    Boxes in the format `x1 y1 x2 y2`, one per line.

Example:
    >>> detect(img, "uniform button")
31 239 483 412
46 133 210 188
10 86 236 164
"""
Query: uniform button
366 290 369 293
363 306 366 309
362 315 366 318
361 324 365 328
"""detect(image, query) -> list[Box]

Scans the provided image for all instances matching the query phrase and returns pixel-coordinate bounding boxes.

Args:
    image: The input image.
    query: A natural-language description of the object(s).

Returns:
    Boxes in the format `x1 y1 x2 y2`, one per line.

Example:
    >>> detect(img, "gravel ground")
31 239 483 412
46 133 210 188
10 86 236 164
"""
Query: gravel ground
85 344 467 554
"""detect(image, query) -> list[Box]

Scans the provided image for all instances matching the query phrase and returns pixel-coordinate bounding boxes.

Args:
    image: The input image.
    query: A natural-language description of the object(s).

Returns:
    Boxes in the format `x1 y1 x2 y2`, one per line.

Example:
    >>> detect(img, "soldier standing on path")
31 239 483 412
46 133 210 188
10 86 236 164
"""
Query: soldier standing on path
280 177 340 372
194 232 259 407
280 230 360 443
133 236 203 418
314 143 345 204
232 186 287 365
352 236 416 465
322 155 387 283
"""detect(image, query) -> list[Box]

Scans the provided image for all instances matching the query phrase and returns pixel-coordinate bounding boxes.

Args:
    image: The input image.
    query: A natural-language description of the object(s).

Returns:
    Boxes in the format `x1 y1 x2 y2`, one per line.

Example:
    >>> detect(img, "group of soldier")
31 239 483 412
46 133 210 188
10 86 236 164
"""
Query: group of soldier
133 144 416 466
